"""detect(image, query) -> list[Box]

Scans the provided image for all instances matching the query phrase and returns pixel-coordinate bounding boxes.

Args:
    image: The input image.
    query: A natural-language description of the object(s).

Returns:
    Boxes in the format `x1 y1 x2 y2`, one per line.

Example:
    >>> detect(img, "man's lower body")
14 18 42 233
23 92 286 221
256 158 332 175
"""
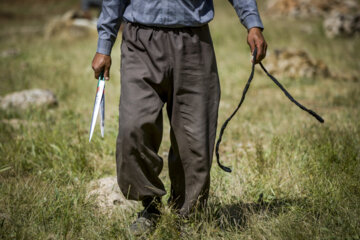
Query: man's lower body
116 21 220 225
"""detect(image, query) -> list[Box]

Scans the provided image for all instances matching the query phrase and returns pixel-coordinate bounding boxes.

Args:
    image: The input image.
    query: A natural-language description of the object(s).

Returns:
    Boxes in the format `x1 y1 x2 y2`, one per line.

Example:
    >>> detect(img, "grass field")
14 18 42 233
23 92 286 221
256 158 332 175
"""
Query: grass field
1 0 360 239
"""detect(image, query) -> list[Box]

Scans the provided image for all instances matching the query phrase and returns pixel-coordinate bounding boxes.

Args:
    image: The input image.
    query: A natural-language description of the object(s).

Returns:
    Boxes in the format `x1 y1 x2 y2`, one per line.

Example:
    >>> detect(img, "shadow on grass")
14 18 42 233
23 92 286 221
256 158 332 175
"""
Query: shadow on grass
213 195 309 229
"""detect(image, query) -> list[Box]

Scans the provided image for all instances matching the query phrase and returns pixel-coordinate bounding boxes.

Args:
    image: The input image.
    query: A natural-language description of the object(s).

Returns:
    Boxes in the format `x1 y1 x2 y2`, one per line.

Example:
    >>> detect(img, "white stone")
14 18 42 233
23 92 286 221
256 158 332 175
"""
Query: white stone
0 89 58 110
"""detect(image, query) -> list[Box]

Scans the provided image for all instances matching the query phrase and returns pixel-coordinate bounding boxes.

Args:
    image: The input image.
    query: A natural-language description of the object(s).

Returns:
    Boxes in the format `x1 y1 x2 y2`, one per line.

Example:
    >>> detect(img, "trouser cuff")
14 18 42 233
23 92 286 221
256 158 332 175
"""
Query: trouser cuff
142 196 162 214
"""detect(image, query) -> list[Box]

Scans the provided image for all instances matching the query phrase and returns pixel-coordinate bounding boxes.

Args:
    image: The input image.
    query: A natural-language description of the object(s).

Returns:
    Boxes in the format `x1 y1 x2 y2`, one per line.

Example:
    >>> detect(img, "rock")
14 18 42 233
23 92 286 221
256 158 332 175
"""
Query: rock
264 49 330 79
267 0 359 18
44 10 97 40
266 0 316 17
0 89 58 110
87 176 138 212
323 12 360 38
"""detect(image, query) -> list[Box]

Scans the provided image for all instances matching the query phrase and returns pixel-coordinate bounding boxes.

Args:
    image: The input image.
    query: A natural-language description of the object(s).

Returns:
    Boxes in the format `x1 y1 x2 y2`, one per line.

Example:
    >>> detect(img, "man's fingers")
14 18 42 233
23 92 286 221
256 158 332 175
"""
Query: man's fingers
254 43 261 63
256 43 263 63
247 28 268 63
261 42 267 60
255 41 267 63
248 40 256 62
104 58 111 80
92 62 104 80
92 53 112 80
249 40 255 54
262 43 267 60
93 67 103 80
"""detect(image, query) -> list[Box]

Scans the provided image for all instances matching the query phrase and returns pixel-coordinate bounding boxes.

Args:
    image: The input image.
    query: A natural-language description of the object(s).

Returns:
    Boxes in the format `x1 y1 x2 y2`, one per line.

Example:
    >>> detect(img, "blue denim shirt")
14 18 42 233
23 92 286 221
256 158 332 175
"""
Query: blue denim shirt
97 0 264 55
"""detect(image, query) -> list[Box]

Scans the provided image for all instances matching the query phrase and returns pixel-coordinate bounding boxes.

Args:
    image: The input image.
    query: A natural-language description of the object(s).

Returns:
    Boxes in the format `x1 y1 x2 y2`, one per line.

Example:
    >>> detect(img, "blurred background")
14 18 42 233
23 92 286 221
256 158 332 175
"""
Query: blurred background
0 0 359 239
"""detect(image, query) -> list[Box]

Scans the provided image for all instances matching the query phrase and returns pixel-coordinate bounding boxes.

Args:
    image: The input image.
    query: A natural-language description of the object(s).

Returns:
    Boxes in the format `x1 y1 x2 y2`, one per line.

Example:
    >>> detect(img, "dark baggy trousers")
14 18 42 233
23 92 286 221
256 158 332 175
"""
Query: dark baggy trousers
116 22 220 216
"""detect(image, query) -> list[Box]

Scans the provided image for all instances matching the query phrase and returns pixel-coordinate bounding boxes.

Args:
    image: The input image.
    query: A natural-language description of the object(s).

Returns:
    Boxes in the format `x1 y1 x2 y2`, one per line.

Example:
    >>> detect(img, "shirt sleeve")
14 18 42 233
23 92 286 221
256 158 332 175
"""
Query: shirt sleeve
228 0 264 30
97 0 129 55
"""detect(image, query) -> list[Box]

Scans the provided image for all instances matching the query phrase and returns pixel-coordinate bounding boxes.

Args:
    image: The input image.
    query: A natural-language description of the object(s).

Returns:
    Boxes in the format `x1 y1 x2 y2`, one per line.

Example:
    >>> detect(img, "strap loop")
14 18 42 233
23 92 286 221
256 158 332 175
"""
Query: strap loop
216 47 324 173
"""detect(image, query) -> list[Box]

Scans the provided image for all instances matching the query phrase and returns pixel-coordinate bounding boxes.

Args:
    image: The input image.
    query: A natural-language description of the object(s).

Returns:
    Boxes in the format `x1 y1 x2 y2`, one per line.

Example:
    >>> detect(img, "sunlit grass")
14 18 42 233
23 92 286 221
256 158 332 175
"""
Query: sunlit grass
1 0 360 239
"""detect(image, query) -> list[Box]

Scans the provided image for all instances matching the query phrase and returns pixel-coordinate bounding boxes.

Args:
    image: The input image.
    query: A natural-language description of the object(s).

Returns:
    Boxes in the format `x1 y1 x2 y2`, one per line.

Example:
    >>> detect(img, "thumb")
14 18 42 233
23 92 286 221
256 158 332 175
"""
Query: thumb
104 64 110 80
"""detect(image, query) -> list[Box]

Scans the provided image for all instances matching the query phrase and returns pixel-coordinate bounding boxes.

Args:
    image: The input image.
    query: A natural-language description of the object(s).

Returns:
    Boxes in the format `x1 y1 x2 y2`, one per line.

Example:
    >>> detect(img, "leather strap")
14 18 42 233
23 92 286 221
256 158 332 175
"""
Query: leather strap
216 47 324 173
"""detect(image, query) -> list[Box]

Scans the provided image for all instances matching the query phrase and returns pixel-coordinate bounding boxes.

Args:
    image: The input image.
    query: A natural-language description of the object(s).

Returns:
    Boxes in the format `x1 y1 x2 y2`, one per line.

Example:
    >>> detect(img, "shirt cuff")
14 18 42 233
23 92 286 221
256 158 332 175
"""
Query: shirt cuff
96 39 114 56
242 14 264 30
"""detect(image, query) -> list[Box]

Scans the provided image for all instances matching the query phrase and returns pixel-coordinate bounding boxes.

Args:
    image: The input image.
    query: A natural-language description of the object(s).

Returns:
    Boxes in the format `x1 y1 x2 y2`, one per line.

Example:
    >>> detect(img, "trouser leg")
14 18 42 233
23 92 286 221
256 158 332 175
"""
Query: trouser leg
167 25 221 216
116 22 168 201
116 22 220 215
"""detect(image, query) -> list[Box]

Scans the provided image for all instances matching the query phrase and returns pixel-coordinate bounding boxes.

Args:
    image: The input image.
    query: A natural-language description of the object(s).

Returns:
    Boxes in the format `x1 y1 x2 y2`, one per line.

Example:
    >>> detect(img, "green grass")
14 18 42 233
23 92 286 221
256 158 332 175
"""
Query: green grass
1 0 360 239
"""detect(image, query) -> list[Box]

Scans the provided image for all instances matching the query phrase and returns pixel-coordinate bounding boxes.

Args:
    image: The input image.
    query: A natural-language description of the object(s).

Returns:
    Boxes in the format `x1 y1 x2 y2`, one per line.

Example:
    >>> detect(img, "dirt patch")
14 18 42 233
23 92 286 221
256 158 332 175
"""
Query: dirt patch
264 49 330 79
323 12 360 38
263 49 358 81
87 176 139 213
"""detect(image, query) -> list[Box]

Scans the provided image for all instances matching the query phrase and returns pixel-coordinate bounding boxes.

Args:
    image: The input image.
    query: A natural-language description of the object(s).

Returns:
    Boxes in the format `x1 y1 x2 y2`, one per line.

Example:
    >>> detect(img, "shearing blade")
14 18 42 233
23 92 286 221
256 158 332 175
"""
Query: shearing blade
100 87 105 138
89 76 105 142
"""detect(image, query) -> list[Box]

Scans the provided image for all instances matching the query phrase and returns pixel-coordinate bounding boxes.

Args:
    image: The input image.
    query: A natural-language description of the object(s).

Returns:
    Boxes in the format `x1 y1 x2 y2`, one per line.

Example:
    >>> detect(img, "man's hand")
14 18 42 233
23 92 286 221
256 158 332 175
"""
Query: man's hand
92 53 112 80
247 27 267 64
